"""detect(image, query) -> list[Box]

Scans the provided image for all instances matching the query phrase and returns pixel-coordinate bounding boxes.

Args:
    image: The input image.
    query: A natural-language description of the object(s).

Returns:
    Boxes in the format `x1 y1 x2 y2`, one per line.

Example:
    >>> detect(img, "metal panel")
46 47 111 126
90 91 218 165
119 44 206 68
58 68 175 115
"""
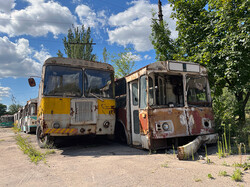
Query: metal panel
169 62 183 71
71 99 97 124
75 101 93 122
186 64 200 72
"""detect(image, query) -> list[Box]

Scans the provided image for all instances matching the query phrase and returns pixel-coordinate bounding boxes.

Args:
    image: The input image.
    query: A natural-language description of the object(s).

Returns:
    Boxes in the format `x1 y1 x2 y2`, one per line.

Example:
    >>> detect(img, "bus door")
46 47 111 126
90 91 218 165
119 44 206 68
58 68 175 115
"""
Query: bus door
129 80 141 145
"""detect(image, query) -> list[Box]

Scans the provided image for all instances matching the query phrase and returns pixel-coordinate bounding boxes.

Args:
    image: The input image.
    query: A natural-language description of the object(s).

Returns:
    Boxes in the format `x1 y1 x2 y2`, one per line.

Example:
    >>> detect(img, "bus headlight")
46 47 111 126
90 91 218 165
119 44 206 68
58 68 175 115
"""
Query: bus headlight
162 122 169 131
53 122 60 129
103 121 110 128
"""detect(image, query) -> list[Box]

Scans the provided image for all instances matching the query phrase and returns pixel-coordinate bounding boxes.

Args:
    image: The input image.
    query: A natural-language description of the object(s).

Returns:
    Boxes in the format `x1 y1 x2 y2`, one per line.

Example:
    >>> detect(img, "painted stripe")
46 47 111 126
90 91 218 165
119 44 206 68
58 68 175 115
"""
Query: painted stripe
44 128 77 134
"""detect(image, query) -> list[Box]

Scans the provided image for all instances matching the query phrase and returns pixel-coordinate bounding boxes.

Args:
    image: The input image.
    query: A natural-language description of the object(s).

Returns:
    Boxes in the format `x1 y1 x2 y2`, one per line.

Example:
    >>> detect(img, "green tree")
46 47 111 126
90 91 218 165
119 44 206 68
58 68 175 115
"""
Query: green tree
150 12 177 60
111 48 136 78
62 25 96 61
102 47 108 62
8 104 22 115
169 0 250 126
57 50 63 57
0 103 7 116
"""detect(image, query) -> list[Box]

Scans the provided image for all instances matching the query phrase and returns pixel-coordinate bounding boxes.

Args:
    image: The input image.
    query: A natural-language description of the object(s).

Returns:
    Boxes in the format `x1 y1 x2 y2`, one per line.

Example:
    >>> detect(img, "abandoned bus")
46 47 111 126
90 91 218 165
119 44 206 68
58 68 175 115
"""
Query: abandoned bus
115 60 217 153
22 98 38 133
29 57 115 148
0 115 14 127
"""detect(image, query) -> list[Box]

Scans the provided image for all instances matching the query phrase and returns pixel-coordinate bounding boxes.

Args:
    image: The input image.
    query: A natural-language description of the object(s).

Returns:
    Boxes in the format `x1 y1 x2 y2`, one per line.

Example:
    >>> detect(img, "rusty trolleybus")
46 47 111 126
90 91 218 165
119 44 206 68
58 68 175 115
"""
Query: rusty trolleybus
29 57 115 148
115 60 217 151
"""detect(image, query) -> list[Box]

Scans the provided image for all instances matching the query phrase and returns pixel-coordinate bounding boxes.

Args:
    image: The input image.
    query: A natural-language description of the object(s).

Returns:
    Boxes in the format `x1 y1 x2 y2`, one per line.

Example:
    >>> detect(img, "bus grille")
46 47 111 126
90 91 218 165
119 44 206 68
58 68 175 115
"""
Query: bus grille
75 101 93 122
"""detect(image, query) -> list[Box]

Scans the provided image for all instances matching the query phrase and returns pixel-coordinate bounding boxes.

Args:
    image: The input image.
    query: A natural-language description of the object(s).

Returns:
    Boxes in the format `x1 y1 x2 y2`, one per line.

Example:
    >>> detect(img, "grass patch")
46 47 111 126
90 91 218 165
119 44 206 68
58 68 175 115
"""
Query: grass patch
161 162 168 168
231 169 242 182
218 171 228 177
207 173 214 179
12 124 21 133
222 161 230 167
233 162 250 171
15 134 55 164
0 139 5 142
194 178 202 182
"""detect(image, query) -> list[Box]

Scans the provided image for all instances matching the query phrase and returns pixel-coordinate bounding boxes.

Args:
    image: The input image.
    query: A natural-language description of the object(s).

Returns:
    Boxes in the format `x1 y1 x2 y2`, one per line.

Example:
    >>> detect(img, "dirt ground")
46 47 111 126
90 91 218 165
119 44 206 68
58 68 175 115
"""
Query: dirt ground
0 127 249 187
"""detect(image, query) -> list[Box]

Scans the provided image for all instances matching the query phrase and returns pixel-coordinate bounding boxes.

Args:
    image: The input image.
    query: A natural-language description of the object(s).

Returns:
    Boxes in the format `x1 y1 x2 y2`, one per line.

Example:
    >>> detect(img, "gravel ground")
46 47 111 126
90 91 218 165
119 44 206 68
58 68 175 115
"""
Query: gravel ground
0 127 249 187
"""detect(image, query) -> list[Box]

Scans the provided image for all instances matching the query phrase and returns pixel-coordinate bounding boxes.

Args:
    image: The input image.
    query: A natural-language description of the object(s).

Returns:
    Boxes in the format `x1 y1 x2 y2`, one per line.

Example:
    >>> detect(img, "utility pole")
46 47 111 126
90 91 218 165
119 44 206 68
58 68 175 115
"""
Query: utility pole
158 0 163 22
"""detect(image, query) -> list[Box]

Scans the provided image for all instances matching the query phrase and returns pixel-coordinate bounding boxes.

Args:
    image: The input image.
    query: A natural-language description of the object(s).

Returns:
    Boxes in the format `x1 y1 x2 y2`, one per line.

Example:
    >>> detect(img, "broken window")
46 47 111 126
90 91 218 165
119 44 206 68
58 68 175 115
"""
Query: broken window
149 74 184 107
186 75 210 106
139 75 147 109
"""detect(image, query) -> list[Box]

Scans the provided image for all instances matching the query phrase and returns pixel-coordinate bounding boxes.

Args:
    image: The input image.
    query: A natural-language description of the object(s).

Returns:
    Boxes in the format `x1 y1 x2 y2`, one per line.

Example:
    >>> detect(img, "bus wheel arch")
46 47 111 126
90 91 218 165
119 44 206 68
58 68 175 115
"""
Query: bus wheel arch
36 124 54 148
115 121 130 144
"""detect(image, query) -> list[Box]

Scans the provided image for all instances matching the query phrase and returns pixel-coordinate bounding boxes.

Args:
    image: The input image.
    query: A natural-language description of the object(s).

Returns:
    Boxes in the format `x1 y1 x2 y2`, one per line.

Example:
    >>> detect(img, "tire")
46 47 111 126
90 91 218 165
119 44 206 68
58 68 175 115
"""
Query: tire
36 125 53 148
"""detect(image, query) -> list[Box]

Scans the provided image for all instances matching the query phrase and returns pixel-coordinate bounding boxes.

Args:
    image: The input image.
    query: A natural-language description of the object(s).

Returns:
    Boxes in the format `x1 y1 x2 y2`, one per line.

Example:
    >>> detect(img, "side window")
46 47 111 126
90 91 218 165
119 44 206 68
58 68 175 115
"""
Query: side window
132 83 138 106
139 75 147 109
148 76 154 106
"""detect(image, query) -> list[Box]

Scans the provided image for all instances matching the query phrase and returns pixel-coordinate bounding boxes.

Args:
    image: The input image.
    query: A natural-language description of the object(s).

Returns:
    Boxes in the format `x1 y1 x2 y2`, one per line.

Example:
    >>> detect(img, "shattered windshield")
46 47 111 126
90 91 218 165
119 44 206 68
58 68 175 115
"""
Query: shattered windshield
186 75 210 106
44 65 83 97
84 69 113 98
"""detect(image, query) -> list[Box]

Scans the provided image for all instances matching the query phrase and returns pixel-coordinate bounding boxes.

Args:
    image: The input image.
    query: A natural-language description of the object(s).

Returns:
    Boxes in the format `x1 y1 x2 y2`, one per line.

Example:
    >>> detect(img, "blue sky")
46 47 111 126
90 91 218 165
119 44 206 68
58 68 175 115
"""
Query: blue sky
0 0 177 109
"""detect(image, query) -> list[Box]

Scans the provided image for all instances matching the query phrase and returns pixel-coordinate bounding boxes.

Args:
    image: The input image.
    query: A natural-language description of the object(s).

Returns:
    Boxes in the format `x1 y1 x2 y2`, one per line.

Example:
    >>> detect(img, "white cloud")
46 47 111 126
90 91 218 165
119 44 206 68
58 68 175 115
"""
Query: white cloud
0 0 15 13
123 52 142 61
75 4 107 28
144 55 151 60
0 36 51 78
107 0 177 52
0 86 11 101
0 0 76 37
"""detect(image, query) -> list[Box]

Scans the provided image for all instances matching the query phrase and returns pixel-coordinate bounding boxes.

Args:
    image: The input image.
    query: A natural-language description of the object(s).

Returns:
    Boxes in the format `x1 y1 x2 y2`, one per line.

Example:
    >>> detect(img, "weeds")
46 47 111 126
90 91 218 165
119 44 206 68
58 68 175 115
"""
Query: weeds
207 173 214 179
218 171 228 177
15 134 55 164
205 145 211 164
0 139 5 142
172 144 175 157
194 178 202 182
222 161 230 167
161 162 168 168
12 124 21 133
231 169 242 182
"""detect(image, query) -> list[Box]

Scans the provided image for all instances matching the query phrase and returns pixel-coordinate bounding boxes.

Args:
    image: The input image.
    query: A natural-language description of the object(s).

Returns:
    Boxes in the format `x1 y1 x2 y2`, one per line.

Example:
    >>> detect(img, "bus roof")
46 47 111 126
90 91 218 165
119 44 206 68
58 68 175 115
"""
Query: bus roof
44 57 114 71
124 60 207 82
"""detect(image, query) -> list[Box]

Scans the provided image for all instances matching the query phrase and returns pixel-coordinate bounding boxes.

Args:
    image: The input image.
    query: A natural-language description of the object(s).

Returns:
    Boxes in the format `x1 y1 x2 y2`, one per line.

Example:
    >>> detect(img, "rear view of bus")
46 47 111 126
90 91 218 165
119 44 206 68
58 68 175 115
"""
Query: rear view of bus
29 57 115 148
115 61 217 151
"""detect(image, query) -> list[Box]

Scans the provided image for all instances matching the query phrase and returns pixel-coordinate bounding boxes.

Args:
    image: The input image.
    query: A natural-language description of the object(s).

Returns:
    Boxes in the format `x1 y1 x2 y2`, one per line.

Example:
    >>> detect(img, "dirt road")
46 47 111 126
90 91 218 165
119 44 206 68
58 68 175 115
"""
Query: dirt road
0 127 249 187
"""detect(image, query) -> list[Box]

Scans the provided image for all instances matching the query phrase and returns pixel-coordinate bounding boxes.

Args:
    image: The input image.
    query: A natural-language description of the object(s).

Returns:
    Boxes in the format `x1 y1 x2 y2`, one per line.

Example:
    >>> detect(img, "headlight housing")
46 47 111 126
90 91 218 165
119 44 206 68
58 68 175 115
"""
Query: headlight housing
162 122 169 131
53 122 60 129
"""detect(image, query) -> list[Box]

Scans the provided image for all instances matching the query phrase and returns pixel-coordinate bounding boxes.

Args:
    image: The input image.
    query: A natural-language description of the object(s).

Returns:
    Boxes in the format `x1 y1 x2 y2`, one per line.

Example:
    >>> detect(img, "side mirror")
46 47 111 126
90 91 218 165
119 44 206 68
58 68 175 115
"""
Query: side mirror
28 78 36 87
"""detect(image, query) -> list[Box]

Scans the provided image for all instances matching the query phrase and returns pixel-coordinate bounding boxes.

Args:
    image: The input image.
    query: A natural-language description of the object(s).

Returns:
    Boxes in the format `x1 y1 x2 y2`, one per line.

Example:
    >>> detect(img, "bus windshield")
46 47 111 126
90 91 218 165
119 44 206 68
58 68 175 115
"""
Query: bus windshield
44 65 83 97
84 69 113 98
186 75 210 106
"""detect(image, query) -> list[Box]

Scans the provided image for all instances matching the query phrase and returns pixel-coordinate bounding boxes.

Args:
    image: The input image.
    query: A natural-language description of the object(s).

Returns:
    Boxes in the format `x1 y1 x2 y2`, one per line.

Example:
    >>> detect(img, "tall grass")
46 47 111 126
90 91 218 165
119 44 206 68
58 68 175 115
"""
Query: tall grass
217 123 232 158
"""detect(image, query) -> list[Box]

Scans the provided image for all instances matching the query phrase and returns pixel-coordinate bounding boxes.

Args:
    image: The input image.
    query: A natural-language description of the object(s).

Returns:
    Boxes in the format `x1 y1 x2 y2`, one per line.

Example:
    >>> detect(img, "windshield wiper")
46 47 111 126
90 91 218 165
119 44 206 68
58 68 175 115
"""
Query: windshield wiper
90 92 104 102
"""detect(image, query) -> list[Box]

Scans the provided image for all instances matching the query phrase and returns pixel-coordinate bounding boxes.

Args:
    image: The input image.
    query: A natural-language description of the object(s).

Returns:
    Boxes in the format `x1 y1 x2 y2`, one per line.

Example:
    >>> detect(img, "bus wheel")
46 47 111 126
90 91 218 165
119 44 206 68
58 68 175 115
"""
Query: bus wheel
36 125 53 148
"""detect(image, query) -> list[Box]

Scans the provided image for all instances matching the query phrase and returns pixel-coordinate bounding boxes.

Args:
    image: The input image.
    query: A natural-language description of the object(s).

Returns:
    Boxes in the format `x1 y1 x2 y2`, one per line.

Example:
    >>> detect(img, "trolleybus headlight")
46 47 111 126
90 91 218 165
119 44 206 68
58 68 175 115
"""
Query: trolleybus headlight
162 123 169 131
103 121 110 128
53 122 60 129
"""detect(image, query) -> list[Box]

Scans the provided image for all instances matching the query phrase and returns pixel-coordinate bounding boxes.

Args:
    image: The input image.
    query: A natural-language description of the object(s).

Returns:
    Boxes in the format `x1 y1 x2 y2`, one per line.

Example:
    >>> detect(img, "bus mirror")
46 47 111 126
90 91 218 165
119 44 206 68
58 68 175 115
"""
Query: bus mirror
28 78 36 87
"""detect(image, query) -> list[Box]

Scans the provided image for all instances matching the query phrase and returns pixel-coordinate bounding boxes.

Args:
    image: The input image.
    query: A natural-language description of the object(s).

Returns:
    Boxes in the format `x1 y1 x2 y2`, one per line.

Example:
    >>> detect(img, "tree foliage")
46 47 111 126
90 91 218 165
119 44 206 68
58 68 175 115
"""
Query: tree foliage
0 103 7 116
62 25 96 61
150 12 177 60
110 48 136 78
8 104 22 115
168 0 250 126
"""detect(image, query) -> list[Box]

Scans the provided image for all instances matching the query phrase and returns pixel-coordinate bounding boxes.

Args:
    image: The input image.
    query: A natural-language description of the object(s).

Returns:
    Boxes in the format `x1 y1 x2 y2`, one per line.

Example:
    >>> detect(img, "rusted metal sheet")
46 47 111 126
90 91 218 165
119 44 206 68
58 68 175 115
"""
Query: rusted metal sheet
186 107 215 135
139 110 148 134
148 108 189 139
